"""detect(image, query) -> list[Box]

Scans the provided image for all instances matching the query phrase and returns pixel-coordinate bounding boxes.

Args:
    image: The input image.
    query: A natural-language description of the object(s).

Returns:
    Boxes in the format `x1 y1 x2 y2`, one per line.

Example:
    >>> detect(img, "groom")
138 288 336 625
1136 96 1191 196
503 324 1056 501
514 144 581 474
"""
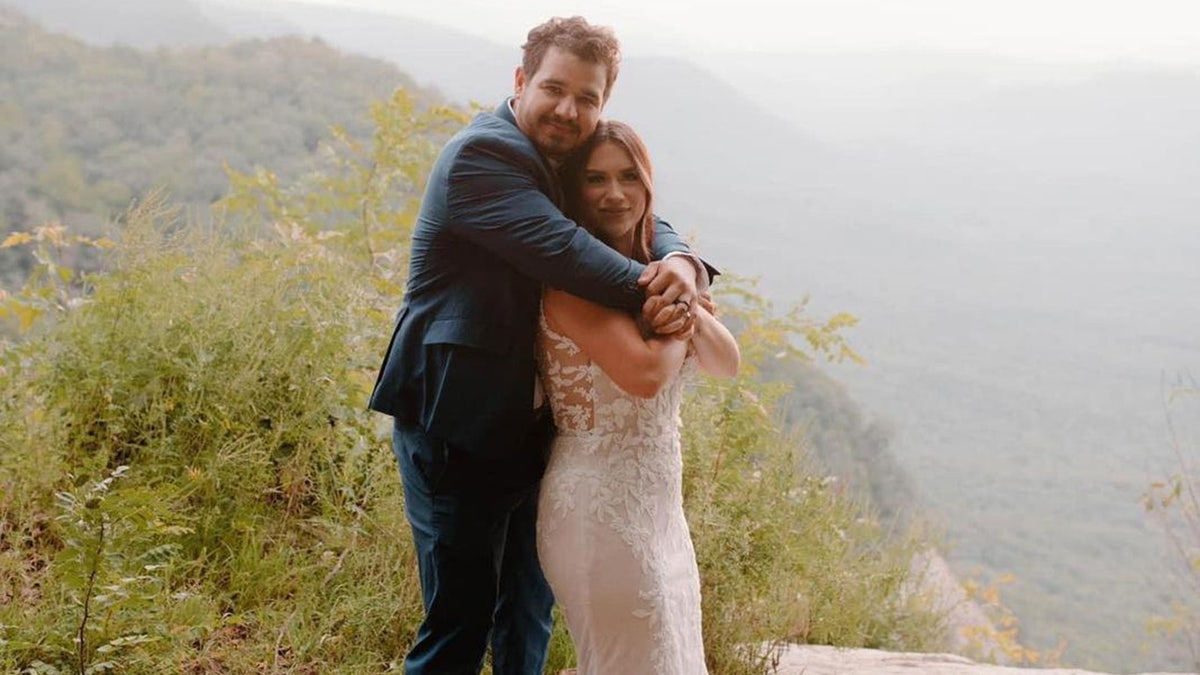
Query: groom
369 16 708 675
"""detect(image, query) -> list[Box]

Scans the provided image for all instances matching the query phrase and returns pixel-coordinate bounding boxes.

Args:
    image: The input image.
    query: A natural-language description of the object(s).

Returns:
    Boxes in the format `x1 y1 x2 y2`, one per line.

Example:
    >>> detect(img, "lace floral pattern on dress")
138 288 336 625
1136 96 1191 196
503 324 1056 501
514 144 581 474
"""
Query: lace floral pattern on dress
535 307 706 674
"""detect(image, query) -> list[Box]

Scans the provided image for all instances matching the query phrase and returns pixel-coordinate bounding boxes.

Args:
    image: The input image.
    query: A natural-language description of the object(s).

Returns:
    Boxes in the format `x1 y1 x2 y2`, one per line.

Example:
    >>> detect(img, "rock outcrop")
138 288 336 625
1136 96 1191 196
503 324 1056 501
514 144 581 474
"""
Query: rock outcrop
774 644 1195 675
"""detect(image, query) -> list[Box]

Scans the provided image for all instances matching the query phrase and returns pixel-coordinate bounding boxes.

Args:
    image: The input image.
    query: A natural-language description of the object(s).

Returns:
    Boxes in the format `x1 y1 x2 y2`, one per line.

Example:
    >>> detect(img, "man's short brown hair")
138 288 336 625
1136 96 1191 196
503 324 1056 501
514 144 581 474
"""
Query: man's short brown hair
522 16 621 100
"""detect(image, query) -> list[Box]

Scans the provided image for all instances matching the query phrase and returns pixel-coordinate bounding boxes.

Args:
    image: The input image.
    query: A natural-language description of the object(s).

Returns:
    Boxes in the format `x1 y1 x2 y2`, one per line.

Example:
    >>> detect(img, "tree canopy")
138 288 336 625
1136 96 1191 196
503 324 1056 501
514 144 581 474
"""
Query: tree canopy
0 7 429 275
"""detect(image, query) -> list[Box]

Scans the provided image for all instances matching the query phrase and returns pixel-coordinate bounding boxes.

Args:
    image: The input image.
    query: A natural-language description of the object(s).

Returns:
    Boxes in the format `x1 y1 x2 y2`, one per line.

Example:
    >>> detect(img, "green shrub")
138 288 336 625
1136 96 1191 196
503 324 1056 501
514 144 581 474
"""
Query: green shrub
0 197 422 673
678 279 946 673
1144 372 1200 669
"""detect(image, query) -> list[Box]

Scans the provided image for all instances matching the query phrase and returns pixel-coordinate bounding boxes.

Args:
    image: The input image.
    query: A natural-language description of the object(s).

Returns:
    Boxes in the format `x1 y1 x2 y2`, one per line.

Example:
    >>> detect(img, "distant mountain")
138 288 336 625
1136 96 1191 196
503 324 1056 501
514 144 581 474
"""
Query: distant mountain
235 0 516 104
705 49 1200 241
0 7 426 242
699 48 1091 142
2 0 230 47
195 0 300 40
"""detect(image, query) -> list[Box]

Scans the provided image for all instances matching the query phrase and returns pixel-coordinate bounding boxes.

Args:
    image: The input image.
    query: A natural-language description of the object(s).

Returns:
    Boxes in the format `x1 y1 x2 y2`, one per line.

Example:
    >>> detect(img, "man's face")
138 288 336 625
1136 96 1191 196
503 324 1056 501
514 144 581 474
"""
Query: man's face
513 46 608 160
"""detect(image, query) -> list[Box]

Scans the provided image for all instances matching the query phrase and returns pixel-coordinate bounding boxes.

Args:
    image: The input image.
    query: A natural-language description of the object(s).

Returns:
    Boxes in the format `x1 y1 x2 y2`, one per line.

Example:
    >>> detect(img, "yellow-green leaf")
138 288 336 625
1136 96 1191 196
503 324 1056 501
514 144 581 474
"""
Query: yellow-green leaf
1 232 33 248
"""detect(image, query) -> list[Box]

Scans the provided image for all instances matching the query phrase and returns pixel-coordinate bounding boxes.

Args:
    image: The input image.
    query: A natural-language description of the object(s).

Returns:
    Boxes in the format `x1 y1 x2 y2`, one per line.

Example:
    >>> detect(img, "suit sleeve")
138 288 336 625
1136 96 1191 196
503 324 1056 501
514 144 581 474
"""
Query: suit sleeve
651 217 688 257
651 217 719 283
445 134 646 312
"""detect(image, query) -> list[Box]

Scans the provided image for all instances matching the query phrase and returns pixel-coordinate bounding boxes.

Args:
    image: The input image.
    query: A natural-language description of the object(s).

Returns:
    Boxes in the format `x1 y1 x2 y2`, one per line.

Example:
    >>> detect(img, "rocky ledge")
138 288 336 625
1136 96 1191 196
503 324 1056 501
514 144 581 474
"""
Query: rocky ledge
775 645 1195 675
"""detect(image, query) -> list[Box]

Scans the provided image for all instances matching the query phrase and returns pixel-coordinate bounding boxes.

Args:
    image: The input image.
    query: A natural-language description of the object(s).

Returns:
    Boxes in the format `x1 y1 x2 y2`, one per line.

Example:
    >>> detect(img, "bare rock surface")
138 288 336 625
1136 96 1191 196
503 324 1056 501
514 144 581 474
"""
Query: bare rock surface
774 644 1195 675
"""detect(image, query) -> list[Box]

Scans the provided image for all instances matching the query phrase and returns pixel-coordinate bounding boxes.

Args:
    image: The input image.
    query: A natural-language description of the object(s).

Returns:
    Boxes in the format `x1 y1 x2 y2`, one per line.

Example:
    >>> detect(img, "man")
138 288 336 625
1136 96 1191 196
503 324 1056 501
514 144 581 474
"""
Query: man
369 16 707 675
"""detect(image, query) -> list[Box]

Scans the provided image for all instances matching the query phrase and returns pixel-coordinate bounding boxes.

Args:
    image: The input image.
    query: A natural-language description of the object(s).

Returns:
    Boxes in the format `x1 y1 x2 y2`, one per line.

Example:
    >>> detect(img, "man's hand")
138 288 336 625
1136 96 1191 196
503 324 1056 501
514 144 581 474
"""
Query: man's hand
641 295 692 337
639 256 700 338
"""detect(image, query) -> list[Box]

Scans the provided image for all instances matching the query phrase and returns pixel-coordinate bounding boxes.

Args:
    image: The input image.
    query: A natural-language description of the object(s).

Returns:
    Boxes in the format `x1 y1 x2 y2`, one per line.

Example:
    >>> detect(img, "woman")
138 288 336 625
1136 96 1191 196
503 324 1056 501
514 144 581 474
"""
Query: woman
535 120 740 674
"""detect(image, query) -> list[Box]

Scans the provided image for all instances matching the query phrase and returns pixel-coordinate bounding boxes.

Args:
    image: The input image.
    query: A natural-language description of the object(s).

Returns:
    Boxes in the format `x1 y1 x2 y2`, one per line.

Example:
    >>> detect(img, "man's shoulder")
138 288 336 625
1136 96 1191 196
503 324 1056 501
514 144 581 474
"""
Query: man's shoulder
443 108 538 167
460 109 528 148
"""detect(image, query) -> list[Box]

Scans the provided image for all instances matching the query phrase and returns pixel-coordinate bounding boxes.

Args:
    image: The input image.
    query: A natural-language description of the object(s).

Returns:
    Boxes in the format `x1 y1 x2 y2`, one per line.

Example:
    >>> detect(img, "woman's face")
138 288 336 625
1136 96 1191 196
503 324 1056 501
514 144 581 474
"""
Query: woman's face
578 141 647 249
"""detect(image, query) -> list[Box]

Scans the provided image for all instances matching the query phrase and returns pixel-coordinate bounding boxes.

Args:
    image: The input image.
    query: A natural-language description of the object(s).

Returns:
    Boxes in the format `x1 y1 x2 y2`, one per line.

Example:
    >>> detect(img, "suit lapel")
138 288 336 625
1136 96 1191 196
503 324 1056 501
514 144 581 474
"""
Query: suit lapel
547 167 566 209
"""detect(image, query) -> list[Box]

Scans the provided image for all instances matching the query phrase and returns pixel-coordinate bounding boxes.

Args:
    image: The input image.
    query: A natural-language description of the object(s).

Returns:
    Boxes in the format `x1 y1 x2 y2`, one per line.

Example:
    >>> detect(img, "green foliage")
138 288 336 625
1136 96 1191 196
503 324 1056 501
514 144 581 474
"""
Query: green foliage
0 224 113 338
1 195 423 672
958 571 1066 667
218 87 469 292
713 275 863 377
763 357 918 525
677 279 945 673
711 274 917 526
36 465 181 674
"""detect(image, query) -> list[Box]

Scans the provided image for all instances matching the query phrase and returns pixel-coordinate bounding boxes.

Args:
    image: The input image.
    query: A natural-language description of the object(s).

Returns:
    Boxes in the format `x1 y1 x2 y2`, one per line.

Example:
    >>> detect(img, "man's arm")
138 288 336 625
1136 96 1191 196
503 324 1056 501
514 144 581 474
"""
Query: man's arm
444 134 646 311
641 217 719 335
651 217 718 287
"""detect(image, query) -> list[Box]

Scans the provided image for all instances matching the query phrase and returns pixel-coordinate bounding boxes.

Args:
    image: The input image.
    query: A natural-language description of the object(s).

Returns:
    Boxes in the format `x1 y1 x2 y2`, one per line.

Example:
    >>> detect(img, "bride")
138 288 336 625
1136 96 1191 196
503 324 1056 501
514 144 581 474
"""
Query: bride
536 120 740 674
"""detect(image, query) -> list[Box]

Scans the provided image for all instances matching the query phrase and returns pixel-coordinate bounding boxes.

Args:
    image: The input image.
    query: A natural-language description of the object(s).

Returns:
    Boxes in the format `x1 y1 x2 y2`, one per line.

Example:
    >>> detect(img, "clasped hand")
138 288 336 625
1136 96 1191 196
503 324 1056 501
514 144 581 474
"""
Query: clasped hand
638 256 710 340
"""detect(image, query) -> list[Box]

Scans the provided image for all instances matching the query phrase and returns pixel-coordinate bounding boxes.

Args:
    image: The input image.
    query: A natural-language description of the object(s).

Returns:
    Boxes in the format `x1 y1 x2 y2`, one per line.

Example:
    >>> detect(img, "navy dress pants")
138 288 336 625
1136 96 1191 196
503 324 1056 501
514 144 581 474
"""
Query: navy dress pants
393 422 555 675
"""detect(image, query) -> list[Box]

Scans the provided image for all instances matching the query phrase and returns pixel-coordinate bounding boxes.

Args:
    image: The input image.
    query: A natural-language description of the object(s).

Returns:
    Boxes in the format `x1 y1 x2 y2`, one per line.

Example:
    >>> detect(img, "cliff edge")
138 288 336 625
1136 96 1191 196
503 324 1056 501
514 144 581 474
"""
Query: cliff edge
775 645 1195 675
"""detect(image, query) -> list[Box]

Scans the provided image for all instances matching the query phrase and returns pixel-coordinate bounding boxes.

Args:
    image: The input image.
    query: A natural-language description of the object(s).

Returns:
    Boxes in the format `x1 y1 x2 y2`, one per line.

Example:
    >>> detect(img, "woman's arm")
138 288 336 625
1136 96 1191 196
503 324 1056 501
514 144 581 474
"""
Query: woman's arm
690 299 740 378
544 288 688 399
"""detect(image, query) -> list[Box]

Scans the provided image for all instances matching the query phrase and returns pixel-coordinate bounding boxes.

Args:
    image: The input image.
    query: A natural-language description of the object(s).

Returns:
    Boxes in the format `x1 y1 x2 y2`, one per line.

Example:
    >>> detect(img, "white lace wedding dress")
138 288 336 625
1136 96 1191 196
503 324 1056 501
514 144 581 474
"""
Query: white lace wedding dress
535 311 708 675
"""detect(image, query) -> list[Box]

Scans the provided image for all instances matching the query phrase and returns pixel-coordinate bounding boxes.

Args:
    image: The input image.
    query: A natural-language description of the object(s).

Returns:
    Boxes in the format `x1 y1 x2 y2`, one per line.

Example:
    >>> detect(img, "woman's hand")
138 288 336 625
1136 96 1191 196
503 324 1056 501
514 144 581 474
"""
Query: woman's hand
639 256 702 337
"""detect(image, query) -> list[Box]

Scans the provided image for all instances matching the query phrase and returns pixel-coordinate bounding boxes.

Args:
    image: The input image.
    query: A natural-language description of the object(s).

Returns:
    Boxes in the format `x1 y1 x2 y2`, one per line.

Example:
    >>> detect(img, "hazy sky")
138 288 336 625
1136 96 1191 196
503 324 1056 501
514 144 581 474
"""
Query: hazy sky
263 0 1200 64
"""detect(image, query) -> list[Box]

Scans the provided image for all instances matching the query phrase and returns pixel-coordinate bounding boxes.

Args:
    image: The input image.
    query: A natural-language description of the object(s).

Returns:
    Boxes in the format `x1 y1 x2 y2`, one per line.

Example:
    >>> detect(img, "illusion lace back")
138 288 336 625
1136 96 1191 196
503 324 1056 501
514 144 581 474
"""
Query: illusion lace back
535 309 707 675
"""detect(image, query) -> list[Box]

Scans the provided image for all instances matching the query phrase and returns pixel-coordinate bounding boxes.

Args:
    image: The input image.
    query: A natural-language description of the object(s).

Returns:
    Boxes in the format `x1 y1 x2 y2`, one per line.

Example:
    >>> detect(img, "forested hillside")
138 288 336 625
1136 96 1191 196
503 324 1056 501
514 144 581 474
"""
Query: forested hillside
765 359 917 525
0 7 423 282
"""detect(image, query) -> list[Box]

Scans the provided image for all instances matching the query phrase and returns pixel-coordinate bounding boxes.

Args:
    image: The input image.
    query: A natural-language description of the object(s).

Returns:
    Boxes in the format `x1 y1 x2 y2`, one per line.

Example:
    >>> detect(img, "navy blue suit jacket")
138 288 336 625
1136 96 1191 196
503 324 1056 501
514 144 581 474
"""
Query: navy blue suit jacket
369 101 696 482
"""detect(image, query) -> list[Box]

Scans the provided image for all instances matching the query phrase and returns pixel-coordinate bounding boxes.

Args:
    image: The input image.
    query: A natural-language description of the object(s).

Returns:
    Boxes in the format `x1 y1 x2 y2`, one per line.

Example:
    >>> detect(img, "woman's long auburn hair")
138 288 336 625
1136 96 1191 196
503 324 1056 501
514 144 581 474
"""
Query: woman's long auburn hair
561 120 655 264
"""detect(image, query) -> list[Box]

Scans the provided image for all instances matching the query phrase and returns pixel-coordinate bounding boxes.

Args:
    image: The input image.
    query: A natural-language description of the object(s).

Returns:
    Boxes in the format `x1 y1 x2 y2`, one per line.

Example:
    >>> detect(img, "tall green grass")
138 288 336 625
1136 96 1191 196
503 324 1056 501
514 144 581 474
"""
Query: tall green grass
677 280 945 674
1 198 423 673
